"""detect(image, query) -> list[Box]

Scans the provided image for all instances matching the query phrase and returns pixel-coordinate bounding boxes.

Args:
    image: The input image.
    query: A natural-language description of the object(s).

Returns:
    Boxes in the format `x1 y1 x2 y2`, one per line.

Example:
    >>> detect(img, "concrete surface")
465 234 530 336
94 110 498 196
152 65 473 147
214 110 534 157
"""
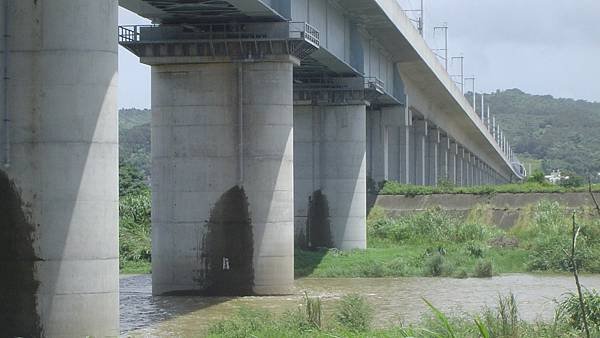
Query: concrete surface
375 192 599 229
0 0 119 336
151 60 294 296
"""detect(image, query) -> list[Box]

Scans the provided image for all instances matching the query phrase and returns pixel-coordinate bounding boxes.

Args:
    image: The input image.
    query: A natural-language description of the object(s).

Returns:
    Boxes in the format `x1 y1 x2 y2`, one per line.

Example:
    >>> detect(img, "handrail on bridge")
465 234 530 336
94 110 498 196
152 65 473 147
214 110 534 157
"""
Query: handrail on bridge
118 22 320 47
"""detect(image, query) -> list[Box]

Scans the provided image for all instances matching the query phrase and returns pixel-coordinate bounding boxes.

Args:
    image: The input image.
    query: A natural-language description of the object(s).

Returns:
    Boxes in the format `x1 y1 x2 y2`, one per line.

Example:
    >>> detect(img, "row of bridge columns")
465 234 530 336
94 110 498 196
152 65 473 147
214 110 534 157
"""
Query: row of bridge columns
0 1 509 336
367 106 507 188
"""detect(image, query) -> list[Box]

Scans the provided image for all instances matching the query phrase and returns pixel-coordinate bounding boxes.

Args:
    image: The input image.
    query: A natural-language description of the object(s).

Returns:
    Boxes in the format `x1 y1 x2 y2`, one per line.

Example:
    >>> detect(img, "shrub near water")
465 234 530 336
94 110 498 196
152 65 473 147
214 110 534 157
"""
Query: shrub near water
514 200 600 273
557 289 600 331
119 188 151 272
334 294 374 332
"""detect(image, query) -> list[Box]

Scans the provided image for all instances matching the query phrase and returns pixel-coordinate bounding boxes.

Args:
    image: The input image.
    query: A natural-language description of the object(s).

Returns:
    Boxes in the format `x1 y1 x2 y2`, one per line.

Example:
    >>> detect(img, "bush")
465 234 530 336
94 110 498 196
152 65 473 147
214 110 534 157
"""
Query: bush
527 170 546 184
557 289 600 331
335 294 374 332
520 200 600 273
207 307 272 338
424 253 454 277
482 293 520 337
119 188 152 267
303 292 322 329
473 260 493 278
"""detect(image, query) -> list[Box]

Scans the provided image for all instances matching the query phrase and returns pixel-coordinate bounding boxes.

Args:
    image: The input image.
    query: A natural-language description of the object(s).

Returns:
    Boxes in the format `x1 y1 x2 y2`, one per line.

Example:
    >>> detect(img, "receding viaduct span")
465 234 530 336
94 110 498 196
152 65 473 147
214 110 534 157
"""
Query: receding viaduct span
0 0 524 336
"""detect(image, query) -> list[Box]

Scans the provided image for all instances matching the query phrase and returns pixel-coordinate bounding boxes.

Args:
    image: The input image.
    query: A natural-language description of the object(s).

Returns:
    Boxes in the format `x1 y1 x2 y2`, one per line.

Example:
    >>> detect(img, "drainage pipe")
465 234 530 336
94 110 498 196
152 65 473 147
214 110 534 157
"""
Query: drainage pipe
2 0 9 168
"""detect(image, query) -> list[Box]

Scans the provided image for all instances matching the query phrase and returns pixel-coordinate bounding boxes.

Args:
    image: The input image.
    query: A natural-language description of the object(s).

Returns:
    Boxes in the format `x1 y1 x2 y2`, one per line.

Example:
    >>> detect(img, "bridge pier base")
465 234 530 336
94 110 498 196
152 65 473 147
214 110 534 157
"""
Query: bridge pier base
428 127 440 186
413 120 428 186
293 102 367 251
151 59 296 296
0 0 119 336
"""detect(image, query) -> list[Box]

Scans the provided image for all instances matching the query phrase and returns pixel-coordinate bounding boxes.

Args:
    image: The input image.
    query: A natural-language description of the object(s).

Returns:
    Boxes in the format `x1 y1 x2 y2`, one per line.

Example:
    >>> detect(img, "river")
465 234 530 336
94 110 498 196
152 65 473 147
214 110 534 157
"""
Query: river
120 274 600 336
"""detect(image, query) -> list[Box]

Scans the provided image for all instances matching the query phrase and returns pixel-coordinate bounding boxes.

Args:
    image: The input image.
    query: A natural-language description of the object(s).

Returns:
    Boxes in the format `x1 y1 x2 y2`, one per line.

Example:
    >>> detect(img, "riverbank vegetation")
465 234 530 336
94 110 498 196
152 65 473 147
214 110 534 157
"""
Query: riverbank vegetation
296 200 600 278
377 180 600 196
119 168 152 273
206 291 600 337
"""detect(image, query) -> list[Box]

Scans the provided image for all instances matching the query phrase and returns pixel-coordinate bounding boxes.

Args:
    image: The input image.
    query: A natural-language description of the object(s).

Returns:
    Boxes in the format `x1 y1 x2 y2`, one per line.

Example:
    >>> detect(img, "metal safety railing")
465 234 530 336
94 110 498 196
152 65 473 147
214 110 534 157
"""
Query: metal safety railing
289 22 319 47
364 77 385 94
118 25 142 43
118 22 319 46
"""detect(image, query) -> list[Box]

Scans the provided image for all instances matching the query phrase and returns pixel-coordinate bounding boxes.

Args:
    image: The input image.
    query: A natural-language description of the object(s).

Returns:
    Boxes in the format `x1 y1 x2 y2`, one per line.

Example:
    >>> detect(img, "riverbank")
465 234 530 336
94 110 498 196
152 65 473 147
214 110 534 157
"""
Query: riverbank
120 274 600 336
122 199 600 277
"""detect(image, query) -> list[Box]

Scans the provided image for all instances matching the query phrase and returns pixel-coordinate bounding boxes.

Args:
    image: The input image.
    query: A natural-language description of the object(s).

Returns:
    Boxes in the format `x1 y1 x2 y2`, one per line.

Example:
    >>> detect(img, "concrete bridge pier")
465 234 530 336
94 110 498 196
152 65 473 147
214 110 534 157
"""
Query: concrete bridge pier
458 147 465 186
465 152 472 186
439 135 450 182
151 59 296 296
428 127 440 186
293 101 367 251
449 142 458 185
0 0 119 336
367 109 385 185
320 103 367 250
413 119 428 186
398 106 412 184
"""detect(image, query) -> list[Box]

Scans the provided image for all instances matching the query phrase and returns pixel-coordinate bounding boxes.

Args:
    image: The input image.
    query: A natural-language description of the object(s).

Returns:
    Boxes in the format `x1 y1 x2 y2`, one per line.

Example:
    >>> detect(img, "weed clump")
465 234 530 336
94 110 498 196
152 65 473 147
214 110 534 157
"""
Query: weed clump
557 289 600 331
335 294 374 332
474 260 493 278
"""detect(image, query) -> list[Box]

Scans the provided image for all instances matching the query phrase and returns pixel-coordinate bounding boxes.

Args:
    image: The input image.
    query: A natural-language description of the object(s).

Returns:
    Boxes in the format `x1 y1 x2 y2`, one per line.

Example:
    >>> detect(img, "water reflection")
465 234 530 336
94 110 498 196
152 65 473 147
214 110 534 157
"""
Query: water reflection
120 274 600 336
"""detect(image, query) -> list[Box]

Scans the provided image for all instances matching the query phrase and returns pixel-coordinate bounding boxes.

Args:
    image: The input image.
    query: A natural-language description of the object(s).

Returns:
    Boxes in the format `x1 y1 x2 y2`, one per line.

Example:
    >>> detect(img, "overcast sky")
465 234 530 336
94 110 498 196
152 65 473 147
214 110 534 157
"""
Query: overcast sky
117 1 600 109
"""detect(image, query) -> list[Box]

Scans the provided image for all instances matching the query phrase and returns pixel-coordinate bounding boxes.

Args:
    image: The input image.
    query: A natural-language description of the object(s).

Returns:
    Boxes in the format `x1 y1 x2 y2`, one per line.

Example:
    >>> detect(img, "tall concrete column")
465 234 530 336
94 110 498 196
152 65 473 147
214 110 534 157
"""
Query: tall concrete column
367 109 385 184
465 153 472 186
428 127 439 186
381 108 401 182
474 159 478 185
458 147 465 186
0 1 119 336
293 104 320 247
449 141 458 185
152 59 296 296
439 135 450 182
397 105 412 184
413 119 428 186
320 104 367 250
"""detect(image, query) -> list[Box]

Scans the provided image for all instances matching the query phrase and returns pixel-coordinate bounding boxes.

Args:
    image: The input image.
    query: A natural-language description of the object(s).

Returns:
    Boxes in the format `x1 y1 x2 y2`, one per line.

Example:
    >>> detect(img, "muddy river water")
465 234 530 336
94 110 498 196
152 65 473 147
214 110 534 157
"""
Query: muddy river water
120 274 600 336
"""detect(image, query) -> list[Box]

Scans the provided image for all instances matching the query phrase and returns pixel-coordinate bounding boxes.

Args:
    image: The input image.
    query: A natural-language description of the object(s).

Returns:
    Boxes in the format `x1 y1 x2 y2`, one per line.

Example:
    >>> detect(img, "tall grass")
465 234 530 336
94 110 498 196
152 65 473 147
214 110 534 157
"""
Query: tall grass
378 181 600 196
119 188 151 271
206 292 599 337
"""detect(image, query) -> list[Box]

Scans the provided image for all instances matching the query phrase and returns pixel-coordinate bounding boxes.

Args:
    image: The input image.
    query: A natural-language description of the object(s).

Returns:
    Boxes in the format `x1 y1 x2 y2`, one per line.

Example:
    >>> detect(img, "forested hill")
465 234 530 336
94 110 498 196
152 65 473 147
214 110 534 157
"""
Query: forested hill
118 89 600 179
478 89 600 176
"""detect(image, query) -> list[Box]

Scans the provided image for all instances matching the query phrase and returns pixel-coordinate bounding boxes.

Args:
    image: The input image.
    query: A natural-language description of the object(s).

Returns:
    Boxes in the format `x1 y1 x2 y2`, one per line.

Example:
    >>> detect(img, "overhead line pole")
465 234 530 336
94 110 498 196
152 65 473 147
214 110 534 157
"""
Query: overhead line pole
451 56 464 93
433 23 448 70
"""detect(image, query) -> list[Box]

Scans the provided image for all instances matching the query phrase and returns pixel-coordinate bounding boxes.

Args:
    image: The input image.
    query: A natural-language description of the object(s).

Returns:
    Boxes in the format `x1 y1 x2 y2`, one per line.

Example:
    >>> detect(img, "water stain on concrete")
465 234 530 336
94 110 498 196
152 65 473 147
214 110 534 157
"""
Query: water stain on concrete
0 170 41 337
307 190 333 248
204 186 254 295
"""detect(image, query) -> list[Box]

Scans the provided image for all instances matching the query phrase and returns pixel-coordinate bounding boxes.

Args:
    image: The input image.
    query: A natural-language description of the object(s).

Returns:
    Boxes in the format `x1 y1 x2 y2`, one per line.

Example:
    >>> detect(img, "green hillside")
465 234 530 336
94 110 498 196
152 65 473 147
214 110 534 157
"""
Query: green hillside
119 109 151 180
118 90 600 180
475 89 600 177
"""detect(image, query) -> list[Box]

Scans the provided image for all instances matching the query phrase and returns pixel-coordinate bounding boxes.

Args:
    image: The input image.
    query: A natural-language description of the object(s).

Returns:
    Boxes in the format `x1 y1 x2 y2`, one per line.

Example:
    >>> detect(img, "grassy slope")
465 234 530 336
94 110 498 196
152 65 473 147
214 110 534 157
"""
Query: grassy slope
296 243 529 279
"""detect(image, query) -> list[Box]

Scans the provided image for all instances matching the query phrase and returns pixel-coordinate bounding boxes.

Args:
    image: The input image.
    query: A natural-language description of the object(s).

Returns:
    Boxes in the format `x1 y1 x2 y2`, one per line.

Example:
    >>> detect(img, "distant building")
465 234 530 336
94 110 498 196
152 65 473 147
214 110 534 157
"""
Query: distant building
545 169 569 184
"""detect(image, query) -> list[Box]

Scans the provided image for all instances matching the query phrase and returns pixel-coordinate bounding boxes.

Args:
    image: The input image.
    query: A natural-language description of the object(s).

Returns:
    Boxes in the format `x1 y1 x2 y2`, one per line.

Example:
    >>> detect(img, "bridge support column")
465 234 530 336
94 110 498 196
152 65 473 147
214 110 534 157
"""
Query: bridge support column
292 102 367 251
473 157 479 185
0 0 119 336
413 119 428 186
152 59 296 296
465 152 472 186
439 135 450 182
458 147 465 186
381 107 402 183
293 104 320 247
321 104 367 250
367 109 385 185
449 141 458 185
398 106 412 184
428 127 440 186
